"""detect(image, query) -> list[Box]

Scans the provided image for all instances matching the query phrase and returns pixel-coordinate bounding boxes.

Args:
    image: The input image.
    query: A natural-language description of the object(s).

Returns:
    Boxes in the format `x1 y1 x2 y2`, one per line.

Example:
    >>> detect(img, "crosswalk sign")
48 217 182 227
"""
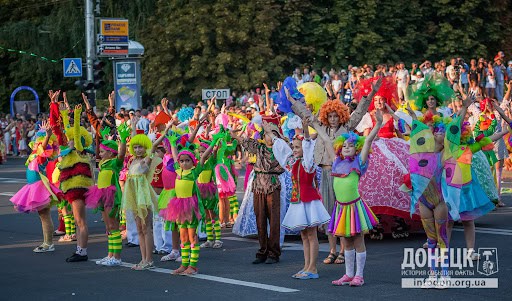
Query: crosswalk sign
63 58 83 77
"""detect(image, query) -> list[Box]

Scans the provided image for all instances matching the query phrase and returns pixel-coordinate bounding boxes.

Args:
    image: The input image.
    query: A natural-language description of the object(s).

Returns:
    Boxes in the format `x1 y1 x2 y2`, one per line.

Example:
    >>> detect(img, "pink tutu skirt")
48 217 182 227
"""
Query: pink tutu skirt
198 181 216 200
10 181 61 213
215 164 236 197
84 185 117 210
160 195 200 224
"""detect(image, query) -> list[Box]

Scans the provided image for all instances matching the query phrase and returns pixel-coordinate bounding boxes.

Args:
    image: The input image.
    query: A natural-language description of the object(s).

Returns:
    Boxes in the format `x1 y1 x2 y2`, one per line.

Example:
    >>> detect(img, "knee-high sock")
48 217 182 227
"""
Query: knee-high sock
64 214 72 236
181 242 191 267
422 218 437 273
345 249 356 278
205 220 213 242
213 220 221 241
355 251 367 277
435 219 449 276
110 230 122 254
229 195 239 217
69 214 76 235
107 233 113 254
190 244 200 267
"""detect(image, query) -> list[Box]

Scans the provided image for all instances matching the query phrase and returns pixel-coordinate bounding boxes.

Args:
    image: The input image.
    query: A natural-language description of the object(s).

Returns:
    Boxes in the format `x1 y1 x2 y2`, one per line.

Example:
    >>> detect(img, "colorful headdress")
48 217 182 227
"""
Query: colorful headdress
318 100 350 126
409 73 455 109
129 134 152 156
333 132 366 158
298 82 327 114
65 126 93 149
352 76 398 111
277 76 303 113
100 140 119 154
27 130 59 166
177 107 194 122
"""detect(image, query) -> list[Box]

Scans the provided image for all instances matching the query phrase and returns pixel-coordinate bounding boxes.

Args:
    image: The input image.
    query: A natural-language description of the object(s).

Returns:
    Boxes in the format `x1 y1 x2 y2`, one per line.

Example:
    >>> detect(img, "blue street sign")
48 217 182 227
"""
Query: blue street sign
97 35 129 43
63 58 83 77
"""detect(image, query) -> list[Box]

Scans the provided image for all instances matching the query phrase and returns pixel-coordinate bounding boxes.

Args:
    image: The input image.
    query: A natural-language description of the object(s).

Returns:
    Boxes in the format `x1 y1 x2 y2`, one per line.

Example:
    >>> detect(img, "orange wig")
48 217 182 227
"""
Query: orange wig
318 101 350 126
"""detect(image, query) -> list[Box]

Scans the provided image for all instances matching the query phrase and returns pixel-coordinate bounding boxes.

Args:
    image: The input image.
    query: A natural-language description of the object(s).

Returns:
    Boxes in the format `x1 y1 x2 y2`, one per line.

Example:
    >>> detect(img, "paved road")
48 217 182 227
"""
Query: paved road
1 158 511 300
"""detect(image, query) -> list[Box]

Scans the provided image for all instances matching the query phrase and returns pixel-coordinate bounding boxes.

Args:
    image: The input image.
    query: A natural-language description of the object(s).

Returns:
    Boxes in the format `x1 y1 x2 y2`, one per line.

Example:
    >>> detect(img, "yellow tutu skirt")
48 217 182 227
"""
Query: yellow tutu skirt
122 174 157 223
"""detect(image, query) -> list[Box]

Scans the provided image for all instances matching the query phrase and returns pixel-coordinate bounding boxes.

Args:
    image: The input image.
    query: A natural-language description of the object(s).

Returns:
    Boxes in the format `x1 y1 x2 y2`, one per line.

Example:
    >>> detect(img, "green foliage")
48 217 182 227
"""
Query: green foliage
0 0 510 110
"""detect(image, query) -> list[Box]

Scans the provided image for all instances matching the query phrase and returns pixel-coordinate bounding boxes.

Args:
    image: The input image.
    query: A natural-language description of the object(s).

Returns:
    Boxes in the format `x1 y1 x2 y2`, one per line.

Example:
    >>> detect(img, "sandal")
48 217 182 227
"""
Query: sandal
171 265 187 275
323 252 337 264
335 253 345 264
182 266 198 275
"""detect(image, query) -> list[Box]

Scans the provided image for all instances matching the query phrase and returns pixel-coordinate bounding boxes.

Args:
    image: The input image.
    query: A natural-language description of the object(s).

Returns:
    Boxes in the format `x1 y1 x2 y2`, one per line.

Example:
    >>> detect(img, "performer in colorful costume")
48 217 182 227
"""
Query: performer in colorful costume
402 106 453 288
86 122 129 266
122 121 164 270
162 128 215 275
288 78 383 264
444 95 507 261
273 120 330 279
58 103 94 262
10 120 61 253
328 111 383 287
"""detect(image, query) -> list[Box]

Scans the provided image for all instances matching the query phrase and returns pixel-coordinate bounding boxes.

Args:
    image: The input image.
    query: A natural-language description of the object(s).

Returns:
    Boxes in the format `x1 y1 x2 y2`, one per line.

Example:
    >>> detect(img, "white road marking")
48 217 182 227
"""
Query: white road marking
91 259 299 293
0 192 15 196
0 177 27 183
453 226 512 236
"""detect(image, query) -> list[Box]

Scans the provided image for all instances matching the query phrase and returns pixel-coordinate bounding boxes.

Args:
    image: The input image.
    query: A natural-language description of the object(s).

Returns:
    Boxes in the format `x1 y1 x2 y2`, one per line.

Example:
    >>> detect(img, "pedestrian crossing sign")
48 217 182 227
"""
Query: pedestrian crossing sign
63 58 82 77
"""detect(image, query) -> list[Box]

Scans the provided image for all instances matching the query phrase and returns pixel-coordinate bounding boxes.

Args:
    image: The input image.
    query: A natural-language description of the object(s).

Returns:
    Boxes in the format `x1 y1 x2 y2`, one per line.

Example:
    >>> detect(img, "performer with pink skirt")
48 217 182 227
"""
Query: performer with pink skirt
10 121 61 253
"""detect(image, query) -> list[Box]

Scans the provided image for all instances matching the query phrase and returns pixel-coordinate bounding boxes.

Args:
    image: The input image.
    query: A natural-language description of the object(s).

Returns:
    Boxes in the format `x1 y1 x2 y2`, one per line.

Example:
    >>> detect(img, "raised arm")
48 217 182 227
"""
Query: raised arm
73 105 84 151
360 110 383 163
347 77 383 130
384 103 401 121
492 98 512 125
405 102 418 121
39 120 52 149
457 93 475 128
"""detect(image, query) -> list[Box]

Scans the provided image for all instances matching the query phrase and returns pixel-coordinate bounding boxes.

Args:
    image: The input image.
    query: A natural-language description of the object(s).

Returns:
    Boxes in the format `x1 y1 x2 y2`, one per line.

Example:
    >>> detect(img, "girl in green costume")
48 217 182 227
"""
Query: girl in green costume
85 123 130 266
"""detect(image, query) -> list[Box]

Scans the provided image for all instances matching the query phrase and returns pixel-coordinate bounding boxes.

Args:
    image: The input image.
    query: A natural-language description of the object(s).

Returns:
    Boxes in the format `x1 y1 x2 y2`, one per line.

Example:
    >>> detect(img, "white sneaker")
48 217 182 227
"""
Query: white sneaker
212 240 223 249
176 256 182 262
200 241 214 248
161 250 180 262
102 257 122 266
33 243 55 253
436 276 451 289
96 256 110 265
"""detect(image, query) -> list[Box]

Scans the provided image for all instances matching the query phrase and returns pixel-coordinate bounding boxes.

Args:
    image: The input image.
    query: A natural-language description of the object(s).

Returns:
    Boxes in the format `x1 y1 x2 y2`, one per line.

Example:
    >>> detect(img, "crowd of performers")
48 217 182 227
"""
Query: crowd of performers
9 72 508 288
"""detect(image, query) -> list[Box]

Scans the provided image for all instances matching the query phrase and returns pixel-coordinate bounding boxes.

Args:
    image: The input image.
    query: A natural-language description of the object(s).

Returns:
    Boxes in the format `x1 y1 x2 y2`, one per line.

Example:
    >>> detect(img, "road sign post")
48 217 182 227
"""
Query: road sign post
97 18 129 57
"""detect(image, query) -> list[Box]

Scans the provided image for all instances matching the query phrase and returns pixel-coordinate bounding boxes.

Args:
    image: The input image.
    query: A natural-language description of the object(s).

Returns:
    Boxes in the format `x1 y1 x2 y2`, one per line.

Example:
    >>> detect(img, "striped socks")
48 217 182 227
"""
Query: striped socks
181 243 191 267
205 220 214 242
229 195 239 217
190 244 200 267
109 230 122 254
213 220 221 241
64 214 72 236
69 215 76 235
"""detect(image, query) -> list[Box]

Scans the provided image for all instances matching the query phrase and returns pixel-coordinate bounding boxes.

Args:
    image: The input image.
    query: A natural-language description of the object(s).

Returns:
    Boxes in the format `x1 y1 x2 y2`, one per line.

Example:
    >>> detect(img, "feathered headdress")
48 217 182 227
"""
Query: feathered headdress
276 76 303 113
352 76 398 111
409 73 455 109
418 111 452 134
298 82 327 114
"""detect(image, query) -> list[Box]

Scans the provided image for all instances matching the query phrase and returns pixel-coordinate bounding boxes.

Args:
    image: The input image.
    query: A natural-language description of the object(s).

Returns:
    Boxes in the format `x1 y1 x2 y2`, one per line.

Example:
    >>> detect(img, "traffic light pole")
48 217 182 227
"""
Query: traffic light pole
85 0 96 107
